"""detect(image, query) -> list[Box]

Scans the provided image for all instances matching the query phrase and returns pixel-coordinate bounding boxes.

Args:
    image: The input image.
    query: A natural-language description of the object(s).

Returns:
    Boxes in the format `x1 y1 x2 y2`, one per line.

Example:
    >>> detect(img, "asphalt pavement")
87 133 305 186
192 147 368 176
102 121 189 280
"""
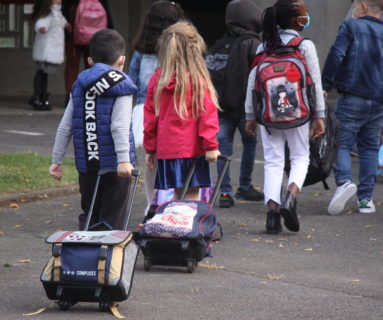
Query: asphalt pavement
1 96 383 320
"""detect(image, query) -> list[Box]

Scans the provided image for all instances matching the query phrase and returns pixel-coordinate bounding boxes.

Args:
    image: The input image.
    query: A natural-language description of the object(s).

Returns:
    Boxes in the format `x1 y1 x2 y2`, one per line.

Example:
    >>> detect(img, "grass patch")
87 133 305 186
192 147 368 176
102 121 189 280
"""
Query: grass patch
0 153 77 194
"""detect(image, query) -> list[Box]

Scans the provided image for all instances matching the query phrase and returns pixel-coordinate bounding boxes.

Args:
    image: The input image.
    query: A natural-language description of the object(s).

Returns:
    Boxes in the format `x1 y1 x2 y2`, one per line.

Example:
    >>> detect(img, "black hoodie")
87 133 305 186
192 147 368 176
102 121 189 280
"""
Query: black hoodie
213 0 263 118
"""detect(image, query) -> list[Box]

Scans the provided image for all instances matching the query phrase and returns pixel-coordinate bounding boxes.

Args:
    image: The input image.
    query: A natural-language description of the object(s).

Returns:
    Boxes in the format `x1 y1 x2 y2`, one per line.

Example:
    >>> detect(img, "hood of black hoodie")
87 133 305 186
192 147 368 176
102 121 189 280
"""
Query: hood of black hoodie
225 0 263 36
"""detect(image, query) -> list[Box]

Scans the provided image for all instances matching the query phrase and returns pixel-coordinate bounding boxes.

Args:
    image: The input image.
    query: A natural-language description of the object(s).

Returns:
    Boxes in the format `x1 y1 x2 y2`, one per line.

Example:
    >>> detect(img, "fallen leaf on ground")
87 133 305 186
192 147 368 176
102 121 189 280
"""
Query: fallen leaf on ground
260 281 268 284
346 210 353 215
267 274 284 280
311 192 320 196
311 229 316 232
45 220 52 224
199 263 225 270
351 279 361 282
365 225 373 229
306 235 315 239
265 240 274 243
18 259 32 264
370 238 377 241
278 243 285 248
15 225 21 228
19 199 27 203
336 234 341 238
0 232 4 236
377 202 382 206
293 242 299 246
304 248 313 252
239 224 247 227
278 238 287 241
252 238 261 243
9 203 19 209
62 203 69 207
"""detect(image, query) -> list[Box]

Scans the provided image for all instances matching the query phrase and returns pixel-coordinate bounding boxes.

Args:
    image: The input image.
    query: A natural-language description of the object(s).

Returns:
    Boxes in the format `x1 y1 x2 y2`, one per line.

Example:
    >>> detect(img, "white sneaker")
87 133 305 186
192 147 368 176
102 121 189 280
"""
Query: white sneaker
358 199 375 214
328 181 357 215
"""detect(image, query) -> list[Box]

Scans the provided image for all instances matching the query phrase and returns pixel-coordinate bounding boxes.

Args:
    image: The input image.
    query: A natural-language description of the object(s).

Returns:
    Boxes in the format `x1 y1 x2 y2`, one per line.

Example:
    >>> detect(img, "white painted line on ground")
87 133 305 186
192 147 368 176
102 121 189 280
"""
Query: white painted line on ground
4 130 44 136
233 158 265 164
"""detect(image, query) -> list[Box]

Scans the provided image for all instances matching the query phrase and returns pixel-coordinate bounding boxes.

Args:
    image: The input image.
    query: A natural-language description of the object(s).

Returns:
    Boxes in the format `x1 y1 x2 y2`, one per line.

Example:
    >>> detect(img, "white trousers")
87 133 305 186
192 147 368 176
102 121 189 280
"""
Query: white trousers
260 123 310 205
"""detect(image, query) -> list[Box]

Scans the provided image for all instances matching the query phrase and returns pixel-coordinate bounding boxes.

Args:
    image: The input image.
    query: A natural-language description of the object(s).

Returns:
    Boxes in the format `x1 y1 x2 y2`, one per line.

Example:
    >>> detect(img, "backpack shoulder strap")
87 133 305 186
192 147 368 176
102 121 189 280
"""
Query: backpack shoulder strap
287 36 308 48
251 51 266 69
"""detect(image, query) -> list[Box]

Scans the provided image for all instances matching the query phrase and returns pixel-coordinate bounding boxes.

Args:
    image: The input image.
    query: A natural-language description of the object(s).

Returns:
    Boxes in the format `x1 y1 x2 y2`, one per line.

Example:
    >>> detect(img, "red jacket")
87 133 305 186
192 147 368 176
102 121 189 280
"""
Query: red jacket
144 69 219 159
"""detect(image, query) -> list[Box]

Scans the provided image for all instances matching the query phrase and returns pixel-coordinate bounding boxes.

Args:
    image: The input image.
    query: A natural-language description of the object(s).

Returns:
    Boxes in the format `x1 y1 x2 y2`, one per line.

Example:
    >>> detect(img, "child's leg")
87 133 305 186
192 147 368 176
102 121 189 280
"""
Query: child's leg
78 172 100 230
173 187 199 201
285 123 310 197
144 161 157 208
356 110 383 201
259 126 286 205
99 173 131 230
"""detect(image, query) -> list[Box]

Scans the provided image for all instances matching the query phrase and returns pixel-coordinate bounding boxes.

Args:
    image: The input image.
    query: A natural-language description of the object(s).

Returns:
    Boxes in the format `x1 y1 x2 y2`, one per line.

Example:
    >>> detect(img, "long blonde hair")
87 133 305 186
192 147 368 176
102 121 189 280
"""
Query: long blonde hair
155 21 218 119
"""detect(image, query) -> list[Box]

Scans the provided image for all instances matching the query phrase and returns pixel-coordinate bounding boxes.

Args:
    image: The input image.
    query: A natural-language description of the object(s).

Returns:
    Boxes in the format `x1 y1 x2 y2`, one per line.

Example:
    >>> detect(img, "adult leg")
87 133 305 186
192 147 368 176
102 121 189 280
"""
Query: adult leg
30 70 44 110
64 39 81 102
216 115 236 207
235 115 264 201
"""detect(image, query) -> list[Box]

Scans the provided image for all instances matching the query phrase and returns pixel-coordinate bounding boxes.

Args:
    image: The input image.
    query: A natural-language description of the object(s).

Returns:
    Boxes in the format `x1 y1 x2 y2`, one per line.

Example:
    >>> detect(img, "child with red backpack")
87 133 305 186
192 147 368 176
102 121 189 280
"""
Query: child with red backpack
245 0 325 234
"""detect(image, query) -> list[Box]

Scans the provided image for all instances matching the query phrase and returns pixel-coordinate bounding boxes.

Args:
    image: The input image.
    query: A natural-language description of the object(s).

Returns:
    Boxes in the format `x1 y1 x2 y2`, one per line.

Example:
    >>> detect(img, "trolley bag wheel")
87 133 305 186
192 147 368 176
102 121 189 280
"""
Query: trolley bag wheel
144 257 152 271
99 299 111 312
186 259 196 273
58 298 72 311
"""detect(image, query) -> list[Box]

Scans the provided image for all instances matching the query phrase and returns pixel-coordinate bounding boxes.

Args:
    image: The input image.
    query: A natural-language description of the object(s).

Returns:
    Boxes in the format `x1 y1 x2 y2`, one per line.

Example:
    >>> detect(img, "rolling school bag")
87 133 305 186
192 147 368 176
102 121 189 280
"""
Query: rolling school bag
40 170 140 313
138 156 230 273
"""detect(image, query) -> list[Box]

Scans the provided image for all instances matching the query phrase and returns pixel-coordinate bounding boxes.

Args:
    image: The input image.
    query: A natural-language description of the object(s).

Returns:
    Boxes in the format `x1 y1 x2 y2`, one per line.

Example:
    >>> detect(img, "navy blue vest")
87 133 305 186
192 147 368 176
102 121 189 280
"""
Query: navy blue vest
71 63 137 174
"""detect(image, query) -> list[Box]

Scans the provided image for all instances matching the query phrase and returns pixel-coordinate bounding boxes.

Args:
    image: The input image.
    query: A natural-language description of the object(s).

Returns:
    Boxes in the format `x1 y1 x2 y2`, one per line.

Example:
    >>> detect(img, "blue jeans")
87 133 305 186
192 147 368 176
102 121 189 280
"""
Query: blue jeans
216 115 257 195
335 93 383 200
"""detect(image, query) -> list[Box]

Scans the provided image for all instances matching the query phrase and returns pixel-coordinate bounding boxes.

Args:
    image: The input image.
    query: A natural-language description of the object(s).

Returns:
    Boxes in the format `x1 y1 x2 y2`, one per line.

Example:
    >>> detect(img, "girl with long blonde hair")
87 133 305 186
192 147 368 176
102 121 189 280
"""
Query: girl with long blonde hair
144 22 220 200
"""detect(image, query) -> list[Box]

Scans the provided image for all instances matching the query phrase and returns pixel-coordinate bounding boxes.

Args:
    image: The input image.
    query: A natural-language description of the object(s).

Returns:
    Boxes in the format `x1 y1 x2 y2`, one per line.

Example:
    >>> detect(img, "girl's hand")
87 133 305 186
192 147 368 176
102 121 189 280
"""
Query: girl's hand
310 119 325 139
117 162 133 177
49 163 62 180
39 27 47 33
245 120 257 137
145 154 156 170
205 150 221 163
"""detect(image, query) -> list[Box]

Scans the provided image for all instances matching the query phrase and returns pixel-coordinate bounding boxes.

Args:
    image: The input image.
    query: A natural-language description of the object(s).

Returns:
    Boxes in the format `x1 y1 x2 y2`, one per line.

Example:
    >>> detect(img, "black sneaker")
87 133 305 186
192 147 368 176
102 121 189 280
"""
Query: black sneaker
235 186 264 201
219 193 234 208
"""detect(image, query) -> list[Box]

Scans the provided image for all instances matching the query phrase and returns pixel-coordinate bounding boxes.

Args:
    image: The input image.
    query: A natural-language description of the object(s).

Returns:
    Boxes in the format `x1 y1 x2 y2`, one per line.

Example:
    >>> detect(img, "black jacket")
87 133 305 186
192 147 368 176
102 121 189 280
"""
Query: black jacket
221 0 262 119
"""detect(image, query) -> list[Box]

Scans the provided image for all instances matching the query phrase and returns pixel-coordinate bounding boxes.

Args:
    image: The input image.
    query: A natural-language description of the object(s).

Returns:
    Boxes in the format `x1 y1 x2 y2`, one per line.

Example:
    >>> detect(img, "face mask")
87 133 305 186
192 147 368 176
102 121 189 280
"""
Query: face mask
298 13 310 30
52 3 62 11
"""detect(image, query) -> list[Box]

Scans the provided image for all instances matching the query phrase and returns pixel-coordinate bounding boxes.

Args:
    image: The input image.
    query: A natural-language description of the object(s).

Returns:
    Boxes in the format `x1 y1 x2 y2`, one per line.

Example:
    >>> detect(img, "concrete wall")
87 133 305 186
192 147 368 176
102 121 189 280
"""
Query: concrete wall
0 0 351 96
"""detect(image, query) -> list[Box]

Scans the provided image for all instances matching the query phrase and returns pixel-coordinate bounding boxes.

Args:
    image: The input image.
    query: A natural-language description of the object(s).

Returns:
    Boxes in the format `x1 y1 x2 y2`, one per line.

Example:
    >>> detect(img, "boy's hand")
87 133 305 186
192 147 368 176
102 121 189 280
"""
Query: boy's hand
39 27 46 33
49 164 62 180
245 120 258 137
205 150 221 163
145 154 156 170
117 162 134 177
310 118 325 139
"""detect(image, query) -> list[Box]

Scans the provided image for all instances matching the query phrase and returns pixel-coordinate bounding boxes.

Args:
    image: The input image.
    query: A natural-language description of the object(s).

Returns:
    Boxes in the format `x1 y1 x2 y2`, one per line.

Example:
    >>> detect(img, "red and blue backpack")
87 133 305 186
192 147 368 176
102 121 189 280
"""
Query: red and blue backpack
251 37 316 129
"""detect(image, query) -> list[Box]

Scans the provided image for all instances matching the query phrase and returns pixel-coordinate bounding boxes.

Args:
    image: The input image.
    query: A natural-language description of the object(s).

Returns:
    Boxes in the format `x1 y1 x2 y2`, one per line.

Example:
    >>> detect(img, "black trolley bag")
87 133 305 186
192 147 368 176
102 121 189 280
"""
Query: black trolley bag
138 155 230 273
40 169 140 312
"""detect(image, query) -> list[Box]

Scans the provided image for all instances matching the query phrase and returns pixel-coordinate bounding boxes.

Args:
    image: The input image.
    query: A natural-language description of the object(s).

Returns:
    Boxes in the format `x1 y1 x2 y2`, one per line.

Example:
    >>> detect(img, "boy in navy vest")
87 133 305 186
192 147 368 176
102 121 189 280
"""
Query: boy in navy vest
49 29 137 230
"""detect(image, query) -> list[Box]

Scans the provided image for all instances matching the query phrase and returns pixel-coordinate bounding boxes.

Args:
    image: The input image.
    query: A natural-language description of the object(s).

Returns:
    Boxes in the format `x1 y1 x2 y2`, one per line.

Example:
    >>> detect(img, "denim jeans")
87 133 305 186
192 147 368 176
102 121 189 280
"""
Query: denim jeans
216 114 257 195
335 93 383 200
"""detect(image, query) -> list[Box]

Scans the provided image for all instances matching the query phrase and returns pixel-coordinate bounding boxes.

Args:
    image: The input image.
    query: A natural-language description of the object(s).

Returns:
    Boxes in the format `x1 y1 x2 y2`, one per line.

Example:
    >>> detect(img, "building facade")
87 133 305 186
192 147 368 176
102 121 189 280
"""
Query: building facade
0 0 350 96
